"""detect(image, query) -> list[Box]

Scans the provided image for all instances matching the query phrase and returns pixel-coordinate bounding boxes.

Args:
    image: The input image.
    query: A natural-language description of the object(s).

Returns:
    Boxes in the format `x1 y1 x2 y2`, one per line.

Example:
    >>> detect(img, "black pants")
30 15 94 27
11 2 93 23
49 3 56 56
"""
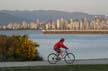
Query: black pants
55 48 61 54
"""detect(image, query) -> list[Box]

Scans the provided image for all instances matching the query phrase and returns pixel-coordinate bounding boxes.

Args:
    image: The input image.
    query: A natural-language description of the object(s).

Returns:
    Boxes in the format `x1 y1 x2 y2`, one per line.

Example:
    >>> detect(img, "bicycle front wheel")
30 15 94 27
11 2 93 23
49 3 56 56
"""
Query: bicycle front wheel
64 53 75 64
47 53 58 64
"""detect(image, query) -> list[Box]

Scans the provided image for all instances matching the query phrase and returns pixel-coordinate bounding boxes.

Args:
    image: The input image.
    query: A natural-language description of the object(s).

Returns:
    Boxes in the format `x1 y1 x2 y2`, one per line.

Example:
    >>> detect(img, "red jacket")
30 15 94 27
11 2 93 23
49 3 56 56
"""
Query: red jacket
53 41 68 50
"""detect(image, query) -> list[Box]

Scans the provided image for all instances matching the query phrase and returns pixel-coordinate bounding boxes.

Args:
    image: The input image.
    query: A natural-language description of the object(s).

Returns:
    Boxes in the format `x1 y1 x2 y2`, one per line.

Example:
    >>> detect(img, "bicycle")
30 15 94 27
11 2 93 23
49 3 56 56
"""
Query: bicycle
47 49 75 64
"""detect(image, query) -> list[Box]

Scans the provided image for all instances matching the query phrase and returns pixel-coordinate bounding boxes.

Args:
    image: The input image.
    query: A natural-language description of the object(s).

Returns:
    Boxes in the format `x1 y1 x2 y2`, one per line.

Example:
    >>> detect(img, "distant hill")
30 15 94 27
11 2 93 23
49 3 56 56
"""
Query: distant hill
0 10 105 25
0 12 24 25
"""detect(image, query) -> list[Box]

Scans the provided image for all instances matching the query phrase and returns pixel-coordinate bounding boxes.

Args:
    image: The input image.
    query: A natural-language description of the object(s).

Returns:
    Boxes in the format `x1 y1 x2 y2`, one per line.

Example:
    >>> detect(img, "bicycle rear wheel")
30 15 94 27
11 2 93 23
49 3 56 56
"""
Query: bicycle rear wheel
47 53 58 64
64 53 75 64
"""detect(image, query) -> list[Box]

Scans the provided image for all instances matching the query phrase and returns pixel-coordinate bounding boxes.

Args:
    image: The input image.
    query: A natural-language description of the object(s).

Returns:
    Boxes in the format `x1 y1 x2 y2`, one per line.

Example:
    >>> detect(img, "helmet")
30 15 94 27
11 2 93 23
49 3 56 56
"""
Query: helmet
60 38 65 42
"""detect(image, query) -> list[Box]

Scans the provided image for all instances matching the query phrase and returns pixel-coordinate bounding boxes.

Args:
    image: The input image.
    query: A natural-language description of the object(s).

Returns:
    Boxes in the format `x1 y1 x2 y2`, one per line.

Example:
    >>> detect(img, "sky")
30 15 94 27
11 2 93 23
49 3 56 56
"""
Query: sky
0 0 108 15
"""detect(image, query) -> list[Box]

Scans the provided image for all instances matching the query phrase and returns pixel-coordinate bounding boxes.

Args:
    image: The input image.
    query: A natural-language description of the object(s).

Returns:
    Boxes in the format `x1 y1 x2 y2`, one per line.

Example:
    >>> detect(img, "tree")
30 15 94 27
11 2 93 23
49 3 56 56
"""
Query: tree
0 35 41 61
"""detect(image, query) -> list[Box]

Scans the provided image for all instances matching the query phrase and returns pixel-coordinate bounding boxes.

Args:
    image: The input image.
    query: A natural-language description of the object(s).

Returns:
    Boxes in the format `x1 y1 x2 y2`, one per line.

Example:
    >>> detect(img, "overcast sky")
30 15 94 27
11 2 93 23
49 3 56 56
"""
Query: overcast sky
0 0 108 15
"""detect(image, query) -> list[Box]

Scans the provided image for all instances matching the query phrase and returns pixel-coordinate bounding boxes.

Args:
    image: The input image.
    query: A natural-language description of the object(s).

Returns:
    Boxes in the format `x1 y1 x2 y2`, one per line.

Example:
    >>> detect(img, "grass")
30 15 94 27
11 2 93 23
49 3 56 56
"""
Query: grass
0 64 108 71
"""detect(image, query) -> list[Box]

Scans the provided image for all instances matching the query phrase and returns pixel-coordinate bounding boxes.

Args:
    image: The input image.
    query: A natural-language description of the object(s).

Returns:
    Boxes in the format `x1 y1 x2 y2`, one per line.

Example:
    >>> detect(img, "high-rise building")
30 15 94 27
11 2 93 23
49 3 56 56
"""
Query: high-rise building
79 21 83 30
45 24 49 30
75 20 80 30
7 23 13 29
0 25 1 29
51 21 56 30
82 16 89 30
60 16 65 30
21 20 28 29
30 22 37 29
56 19 60 30
94 16 101 30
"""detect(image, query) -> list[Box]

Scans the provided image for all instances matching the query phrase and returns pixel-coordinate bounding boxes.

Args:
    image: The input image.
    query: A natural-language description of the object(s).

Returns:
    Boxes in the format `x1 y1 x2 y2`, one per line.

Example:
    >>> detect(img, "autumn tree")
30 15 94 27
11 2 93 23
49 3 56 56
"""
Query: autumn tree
0 35 41 61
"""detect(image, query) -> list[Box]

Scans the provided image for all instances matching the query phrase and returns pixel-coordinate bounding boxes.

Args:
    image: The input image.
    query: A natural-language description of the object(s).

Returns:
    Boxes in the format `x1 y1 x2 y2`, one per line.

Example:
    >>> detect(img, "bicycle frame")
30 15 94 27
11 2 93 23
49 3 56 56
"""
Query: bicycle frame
56 50 68 59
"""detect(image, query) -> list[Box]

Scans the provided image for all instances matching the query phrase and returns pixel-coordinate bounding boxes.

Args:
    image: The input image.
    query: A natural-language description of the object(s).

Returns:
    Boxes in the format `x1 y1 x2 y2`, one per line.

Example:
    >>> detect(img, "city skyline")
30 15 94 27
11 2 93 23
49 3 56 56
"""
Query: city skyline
0 0 108 15
0 16 108 30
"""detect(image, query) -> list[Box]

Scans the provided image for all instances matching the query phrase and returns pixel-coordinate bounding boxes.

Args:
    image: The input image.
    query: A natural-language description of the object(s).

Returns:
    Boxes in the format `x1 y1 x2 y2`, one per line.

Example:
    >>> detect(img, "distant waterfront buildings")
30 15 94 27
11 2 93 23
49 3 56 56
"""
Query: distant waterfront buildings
0 16 108 30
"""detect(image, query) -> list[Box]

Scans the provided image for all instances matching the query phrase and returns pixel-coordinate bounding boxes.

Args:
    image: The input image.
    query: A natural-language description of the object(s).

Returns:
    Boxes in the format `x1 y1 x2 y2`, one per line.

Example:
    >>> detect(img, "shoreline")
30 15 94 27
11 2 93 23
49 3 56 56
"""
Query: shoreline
42 30 108 34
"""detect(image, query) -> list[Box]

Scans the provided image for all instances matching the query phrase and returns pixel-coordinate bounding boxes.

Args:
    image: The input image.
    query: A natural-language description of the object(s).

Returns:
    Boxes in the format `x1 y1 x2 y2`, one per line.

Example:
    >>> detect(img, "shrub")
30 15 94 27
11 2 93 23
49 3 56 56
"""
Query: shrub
0 35 42 61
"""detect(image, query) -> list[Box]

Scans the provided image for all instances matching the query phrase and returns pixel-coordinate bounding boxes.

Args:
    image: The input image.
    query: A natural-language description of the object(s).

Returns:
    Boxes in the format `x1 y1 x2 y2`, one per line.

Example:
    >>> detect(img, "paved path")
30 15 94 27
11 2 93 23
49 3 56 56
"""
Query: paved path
0 59 108 67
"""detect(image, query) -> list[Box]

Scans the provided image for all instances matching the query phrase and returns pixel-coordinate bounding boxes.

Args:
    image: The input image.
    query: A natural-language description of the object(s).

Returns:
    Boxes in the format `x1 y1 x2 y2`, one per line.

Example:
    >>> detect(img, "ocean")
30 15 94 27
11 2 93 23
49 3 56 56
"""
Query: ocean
0 30 108 60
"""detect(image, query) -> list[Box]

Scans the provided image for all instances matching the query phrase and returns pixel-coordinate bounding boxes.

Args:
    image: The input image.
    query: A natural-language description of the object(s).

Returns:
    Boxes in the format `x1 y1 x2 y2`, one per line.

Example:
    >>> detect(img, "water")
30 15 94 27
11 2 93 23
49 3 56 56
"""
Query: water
0 30 108 60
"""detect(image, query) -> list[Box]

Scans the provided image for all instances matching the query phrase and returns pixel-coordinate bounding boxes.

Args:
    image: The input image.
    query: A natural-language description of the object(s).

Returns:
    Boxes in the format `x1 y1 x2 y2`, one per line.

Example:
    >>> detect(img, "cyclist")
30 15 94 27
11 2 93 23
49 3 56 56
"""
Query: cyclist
53 38 68 59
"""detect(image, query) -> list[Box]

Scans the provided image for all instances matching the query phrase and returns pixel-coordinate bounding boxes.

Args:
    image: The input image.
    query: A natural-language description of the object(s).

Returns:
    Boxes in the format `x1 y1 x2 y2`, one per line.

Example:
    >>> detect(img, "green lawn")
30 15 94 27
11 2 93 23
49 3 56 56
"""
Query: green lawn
0 64 108 71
